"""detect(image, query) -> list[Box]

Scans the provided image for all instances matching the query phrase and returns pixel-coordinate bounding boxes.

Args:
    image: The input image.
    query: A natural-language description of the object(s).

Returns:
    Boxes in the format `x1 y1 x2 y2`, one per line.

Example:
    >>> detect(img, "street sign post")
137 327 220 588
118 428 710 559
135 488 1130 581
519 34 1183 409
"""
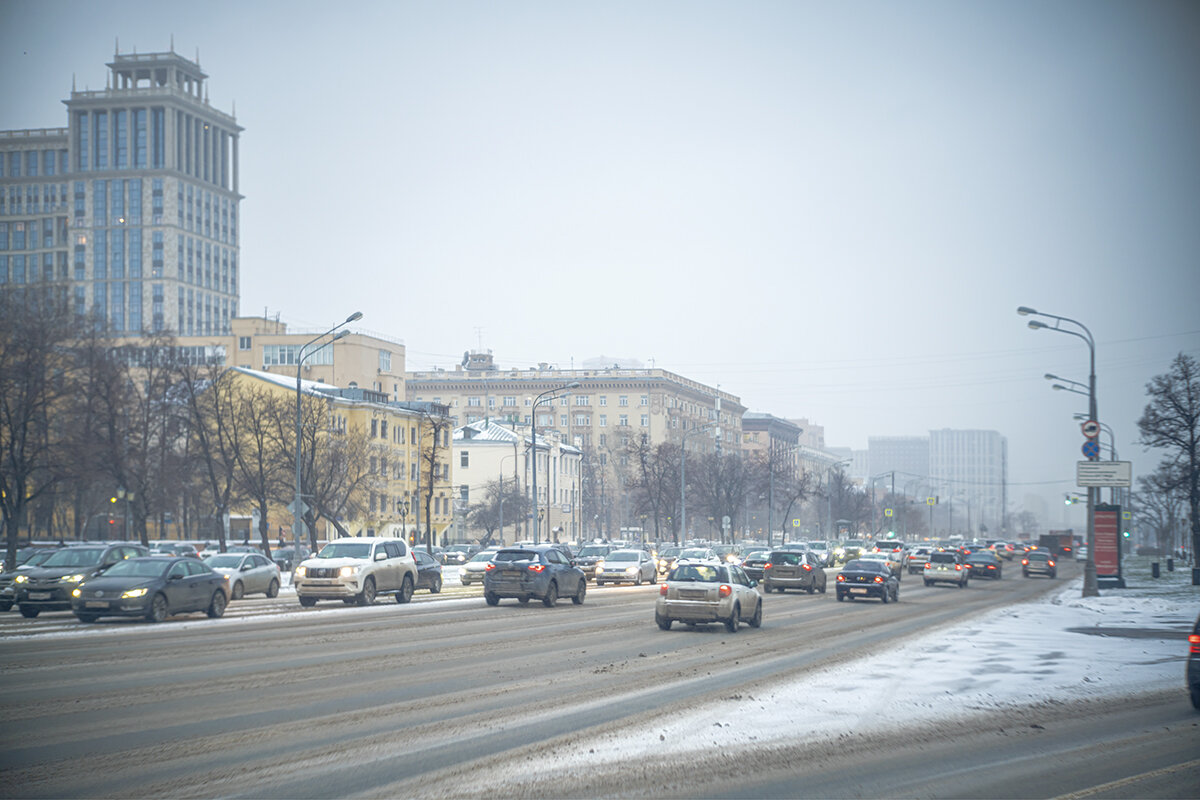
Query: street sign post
1077 461 1132 487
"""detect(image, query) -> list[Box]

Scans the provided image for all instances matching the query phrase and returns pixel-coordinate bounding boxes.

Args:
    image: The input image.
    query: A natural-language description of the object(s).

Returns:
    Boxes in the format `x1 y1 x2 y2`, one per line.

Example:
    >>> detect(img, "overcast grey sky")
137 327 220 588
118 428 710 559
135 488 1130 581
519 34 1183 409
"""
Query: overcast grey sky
3 0 1198 522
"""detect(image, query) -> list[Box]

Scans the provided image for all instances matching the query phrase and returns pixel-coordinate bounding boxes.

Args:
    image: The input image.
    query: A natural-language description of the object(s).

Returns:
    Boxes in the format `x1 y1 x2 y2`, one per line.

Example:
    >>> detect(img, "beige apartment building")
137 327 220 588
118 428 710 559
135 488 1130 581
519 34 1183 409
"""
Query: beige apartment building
452 419 583 545
408 351 745 532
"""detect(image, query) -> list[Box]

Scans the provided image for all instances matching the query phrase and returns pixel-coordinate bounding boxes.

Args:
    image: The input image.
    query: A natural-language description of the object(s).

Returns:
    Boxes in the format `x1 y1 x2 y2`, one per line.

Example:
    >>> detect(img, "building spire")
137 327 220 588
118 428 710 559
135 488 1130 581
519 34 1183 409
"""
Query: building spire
170 33 174 53
115 36 119 55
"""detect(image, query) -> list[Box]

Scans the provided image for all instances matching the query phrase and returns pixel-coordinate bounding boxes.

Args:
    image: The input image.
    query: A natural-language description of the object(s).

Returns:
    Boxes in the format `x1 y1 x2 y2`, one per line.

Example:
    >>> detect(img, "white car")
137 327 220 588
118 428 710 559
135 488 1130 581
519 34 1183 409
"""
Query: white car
595 549 658 585
294 537 418 606
923 551 969 588
460 548 501 585
905 546 933 574
675 547 720 564
203 552 281 599
656 562 762 632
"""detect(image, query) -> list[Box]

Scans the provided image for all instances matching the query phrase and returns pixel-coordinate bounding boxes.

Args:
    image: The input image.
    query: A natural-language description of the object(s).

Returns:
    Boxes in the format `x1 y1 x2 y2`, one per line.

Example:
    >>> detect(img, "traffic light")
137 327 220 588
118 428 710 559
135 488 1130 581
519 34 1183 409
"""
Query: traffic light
1122 530 1131 539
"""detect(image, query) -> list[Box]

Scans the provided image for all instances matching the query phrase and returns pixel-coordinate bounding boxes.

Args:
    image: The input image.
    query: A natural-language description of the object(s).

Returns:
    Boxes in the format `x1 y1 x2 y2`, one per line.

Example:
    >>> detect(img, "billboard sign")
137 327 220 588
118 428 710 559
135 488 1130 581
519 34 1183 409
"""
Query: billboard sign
1093 504 1124 587
1077 461 1132 487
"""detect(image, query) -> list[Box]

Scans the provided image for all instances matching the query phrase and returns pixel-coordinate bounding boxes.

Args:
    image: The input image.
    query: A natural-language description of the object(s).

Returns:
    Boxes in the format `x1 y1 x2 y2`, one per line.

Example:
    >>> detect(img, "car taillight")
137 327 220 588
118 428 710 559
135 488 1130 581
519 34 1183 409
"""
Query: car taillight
1189 634 1200 654
1022 559 1029 565
1048 560 1056 567
955 564 962 571
802 563 812 571
873 575 883 584
764 563 772 570
528 564 546 573
719 584 732 597
987 565 995 569
484 563 495 571
660 584 668 596
924 562 932 569
836 574 845 582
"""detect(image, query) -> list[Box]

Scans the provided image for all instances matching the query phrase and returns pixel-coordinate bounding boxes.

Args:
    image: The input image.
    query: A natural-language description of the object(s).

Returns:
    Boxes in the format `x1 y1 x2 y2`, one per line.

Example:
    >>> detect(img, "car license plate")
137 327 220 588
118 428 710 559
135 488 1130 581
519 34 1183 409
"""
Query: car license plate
85 601 108 609
28 591 51 600
850 588 868 594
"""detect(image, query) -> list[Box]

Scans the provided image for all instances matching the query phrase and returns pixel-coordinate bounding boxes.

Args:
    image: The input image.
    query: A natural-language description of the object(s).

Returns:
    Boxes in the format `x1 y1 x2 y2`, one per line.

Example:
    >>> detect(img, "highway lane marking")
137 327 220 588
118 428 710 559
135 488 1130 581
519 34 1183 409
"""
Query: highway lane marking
1051 756 1200 799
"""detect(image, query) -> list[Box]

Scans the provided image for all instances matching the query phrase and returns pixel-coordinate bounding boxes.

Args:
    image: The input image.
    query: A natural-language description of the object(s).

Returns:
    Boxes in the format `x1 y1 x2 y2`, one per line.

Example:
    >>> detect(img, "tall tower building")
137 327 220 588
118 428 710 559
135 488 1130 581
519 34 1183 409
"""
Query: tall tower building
0 46 241 335
929 429 1008 538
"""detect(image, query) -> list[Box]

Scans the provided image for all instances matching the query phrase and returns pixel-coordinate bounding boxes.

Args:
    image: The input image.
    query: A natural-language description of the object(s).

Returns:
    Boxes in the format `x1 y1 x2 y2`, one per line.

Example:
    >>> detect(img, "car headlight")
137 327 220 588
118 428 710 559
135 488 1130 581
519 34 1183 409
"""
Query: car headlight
14 574 28 584
63 574 86 584
122 587 148 599
338 565 359 578
625 566 638 574
71 588 82 597
295 566 306 578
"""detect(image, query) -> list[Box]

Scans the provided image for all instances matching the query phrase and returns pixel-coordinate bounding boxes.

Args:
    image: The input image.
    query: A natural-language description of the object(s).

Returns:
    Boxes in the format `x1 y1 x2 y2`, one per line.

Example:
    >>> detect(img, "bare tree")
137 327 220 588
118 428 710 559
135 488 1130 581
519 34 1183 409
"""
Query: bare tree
0 292 75 565
418 414 451 551
304 413 374 542
467 478 529 547
181 364 241 553
227 381 292 557
1135 463 1186 555
1137 353 1200 564
826 469 872 536
692 451 750 543
624 434 680 542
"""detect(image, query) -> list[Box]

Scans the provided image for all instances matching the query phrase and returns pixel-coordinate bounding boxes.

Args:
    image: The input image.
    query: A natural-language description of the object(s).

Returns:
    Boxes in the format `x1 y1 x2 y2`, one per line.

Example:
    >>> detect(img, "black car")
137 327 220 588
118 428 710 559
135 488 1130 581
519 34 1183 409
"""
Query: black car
574 544 615 582
413 549 444 593
441 544 479 565
964 550 1003 579
14 543 150 617
1188 612 1200 710
740 550 771 581
484 544 586 607
0 548 61 611
71 556 229 623
271 546 310 572
835 558 899 603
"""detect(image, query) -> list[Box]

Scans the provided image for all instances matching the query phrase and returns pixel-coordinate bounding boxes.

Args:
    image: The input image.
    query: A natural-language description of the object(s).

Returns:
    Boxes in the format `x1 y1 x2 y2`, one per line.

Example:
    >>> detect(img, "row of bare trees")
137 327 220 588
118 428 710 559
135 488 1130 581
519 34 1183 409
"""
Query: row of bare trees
0 293 385 570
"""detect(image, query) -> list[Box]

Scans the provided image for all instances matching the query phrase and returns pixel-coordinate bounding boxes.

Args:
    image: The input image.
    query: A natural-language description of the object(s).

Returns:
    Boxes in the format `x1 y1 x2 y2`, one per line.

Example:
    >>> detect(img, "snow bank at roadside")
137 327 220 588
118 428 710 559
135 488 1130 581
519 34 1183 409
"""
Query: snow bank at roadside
512 570 1198 771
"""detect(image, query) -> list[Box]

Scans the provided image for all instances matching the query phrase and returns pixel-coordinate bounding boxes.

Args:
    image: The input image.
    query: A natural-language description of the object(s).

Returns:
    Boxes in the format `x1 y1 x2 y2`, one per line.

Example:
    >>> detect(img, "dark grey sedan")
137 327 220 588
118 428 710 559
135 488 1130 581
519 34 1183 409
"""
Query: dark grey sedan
71 557 230 623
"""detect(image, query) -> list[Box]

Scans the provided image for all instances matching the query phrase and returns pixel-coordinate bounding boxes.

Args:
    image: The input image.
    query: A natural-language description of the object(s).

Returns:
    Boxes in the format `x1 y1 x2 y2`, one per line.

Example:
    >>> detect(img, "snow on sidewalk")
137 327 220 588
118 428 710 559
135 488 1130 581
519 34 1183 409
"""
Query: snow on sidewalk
526 562 1198 769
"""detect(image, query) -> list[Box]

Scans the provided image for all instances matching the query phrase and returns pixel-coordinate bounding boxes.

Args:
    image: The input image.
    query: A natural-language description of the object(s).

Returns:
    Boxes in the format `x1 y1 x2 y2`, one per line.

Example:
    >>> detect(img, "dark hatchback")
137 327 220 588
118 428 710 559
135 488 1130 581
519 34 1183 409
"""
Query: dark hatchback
835 558 899 603
484 544 586 607
1022 551 1057 578
413 549 444 593
964 550 1003 579
1 548 61 611
15 543 150 617
71 556 230 623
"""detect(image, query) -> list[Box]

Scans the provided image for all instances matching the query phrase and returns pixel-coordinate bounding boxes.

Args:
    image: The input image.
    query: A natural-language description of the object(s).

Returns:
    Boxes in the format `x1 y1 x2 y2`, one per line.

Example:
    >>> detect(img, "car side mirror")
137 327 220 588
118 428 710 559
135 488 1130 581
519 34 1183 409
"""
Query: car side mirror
375 552 387 561
749 580 758 588
170 573 183 581
242 564 253 571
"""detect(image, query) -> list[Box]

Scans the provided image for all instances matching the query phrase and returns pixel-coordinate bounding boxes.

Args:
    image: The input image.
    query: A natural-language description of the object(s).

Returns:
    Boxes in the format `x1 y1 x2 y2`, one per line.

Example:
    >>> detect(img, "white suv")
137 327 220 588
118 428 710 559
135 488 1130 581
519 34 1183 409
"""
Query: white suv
294 538 418 607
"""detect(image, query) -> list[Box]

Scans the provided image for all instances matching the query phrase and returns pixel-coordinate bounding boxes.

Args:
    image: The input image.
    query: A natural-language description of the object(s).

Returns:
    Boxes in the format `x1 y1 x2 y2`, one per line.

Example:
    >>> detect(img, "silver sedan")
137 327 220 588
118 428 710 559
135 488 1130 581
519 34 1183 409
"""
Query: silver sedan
595 549 657 585
204 552 281 599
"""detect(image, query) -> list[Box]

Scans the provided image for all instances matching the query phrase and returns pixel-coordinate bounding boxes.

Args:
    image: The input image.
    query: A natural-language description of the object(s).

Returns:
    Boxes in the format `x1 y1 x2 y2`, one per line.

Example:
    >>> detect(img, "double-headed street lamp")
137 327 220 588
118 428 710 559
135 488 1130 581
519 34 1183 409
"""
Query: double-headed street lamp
1018 305 1099 597
293 311 363 550
530 382 580 545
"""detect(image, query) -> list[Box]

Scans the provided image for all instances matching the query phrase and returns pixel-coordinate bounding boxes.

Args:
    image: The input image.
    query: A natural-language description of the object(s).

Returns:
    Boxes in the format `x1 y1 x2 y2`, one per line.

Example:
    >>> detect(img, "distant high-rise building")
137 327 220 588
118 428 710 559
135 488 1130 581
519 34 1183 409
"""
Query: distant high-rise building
868 436 931 487
0 45 241 335
929 429 1007 538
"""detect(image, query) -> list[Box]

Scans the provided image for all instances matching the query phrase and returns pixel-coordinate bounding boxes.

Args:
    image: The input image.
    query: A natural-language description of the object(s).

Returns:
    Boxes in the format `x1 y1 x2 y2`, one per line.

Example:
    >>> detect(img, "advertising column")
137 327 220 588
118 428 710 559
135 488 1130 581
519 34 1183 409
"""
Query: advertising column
1093 504 1124 589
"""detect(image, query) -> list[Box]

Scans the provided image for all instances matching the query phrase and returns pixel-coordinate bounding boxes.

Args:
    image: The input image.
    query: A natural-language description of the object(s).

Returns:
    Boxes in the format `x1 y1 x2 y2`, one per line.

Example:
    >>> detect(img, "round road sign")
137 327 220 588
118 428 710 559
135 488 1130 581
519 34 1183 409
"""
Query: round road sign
1081 419 1101 438
1081 440 1101 459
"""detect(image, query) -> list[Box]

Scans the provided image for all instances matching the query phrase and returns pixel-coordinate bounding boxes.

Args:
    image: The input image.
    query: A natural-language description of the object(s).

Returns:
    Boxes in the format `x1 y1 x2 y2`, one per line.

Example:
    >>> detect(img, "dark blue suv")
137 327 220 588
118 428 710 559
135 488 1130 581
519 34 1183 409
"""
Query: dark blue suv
483 544 586 607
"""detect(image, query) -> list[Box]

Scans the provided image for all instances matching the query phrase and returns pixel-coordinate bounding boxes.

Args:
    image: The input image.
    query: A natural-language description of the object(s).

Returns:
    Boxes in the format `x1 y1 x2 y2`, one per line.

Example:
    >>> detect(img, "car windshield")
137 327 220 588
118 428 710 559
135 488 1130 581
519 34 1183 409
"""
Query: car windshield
606 550 639 562
930 553 957 564
577 546 609 557
844 540 865 548
671 564 722 582
494 550 538 563
205 554 246 568
469 551 498 563
316 542 372 559
24 550 57 567
1028 552 1051 561
679 548 712 559
41 548 106 567
744 551 769 561
102 559 170 578
769 552 802 565
843 559 881 572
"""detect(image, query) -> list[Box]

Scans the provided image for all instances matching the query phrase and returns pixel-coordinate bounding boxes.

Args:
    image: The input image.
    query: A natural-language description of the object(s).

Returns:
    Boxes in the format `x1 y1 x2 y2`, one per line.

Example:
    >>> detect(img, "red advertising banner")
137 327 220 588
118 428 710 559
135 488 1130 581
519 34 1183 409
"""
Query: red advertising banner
1093 506 1120 578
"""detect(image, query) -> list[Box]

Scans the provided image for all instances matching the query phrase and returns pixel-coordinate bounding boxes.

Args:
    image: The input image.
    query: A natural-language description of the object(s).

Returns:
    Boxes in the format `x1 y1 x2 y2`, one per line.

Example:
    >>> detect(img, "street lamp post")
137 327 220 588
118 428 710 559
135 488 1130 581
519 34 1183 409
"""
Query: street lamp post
680 422 716 546
1018 305 1099 597
530 382 580 545
294 311 362 551
397 498 409 543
